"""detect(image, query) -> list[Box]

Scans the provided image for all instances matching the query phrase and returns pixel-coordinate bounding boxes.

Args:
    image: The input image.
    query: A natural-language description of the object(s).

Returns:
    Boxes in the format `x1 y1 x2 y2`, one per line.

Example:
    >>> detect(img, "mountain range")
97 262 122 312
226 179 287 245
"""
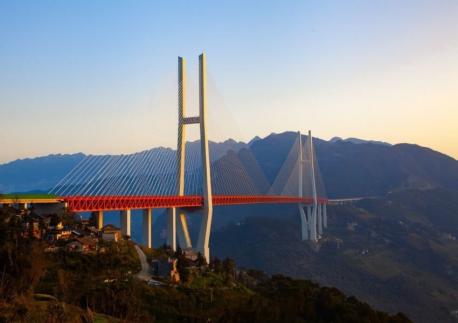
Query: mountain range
1 132 458 322
1 132 457 196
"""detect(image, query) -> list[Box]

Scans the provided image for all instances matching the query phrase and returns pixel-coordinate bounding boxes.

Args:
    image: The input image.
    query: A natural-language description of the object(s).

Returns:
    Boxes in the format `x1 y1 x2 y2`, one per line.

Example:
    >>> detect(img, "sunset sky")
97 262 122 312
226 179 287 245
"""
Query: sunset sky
1 0 457 163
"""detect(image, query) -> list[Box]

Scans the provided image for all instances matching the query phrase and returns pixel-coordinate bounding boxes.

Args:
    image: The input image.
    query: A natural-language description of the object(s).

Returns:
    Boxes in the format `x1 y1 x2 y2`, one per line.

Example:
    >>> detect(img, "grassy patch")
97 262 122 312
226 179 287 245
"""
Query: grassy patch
34 293 58 301
0 193 58 200
93 312 121 323
345 248 403 280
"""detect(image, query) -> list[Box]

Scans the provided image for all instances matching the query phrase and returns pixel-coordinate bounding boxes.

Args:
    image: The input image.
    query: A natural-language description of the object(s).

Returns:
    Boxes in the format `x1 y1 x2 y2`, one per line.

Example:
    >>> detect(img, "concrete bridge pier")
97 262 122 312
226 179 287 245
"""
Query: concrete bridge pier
96 210 104 230
306 205 311 238
307 205 316 241
167 208 177 251
323 204 328 228
195 53 213 262
177 210 192 249
309 205 318 241
298 205 308 240
142 209 152 248
173 55 191 252
317 204 323 236
120 209 131 237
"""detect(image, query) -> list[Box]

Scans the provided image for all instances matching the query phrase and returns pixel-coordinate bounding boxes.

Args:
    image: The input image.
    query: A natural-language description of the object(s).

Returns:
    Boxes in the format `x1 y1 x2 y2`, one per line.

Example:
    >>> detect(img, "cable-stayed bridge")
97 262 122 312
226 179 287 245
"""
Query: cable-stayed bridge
44 54 328 261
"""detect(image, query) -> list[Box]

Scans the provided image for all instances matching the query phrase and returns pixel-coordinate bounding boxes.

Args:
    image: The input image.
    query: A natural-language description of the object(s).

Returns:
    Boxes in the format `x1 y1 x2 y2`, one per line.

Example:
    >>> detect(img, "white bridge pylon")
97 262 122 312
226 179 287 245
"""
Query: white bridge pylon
48 54 328 260
297 131 327 242
168 54 327 261
167 54 213 261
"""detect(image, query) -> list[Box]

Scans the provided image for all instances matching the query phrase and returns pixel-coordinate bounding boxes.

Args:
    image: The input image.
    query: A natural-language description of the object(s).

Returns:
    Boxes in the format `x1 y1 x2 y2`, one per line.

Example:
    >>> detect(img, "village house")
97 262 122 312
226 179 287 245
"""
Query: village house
46 227 72 241
85 226 99 237
151 258 180 283
23 221 42 239
21 213 48 239
44 245 61 253
101 224 122 242
182 248 199 261
79 219 90 228
66 236 98 253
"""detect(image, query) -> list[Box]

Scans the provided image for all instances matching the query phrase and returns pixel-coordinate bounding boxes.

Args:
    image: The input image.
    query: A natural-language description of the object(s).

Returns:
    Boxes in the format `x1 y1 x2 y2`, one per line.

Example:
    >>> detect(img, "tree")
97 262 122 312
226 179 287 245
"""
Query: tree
88 212 97 227
222 258 236 281
61 210 77 227
196 252 206 268
0 207 46 301
49 213 62 227
13 303 28 323
173 246 183 258
210 257 223 273
46 301 66 323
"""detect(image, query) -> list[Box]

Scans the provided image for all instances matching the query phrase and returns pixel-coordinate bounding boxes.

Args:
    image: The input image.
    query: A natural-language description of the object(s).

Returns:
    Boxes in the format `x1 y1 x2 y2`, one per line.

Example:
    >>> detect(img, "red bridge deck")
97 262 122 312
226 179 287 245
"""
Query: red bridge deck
63 195 329 212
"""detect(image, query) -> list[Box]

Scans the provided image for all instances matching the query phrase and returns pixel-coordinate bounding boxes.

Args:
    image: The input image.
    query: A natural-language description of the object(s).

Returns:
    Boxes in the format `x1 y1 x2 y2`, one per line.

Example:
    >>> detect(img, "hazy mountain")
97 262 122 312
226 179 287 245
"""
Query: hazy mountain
0 153 85 193
318 140 458 198
0 139 248 194
247 131 458 198
248 135 261 146
1 132 457 197
329 136 391 146
189 138 248 161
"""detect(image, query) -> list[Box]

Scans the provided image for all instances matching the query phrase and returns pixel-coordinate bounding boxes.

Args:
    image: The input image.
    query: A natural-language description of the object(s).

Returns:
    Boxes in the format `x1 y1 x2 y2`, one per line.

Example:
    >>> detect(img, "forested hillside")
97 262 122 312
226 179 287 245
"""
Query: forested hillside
211 189 458 323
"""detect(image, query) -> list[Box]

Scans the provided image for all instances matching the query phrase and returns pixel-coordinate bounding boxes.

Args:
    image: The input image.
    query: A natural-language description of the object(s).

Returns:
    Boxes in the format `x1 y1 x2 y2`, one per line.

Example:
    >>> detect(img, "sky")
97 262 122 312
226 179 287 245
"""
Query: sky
1 0 457 163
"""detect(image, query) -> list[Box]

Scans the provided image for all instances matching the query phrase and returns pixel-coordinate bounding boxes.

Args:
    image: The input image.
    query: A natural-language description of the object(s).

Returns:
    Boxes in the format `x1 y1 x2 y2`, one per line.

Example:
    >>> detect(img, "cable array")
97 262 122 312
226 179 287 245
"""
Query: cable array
50 134 326 200
268 133 327 199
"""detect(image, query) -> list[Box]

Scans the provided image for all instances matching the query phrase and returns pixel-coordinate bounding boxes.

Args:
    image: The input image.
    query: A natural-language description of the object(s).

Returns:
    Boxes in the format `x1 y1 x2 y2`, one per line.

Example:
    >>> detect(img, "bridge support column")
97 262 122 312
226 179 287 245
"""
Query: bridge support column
298 205 308 240
142 209 152 248
306 205 312 240
120 209 131 237
323 204 327 228
196 53 213 262
174 56 192 251
96 210 104 230
317 204 323 236
167 208 177 251
172 54 213 261
307 130 319 242
308 205 317 241
177 211 192 249
297 132 309 241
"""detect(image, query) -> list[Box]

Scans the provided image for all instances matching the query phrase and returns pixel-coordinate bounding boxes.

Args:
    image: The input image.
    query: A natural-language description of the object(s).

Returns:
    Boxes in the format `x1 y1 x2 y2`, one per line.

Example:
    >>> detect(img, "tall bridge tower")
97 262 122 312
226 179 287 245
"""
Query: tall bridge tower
49 53 330 261
297 130 327 242
168 53 213 261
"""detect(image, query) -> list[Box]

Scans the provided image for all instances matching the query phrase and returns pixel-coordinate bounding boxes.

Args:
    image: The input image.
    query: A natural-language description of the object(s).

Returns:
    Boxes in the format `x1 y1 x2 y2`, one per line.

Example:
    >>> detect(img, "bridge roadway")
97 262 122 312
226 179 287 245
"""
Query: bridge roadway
62 195 329 212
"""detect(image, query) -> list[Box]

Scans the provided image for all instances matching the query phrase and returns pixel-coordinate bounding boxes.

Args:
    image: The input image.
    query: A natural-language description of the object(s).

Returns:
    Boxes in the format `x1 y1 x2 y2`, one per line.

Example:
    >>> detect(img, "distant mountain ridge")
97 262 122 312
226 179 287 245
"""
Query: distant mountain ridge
1 132 457 197
0 139 248 194
247 132 458 197
329 136 391 146
0 153 85 193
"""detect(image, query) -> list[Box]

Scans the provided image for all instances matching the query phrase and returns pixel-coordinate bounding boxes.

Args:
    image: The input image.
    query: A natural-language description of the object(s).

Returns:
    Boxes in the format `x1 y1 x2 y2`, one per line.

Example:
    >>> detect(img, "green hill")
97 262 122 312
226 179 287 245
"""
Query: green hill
212 188 458 323
0 206 410 322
